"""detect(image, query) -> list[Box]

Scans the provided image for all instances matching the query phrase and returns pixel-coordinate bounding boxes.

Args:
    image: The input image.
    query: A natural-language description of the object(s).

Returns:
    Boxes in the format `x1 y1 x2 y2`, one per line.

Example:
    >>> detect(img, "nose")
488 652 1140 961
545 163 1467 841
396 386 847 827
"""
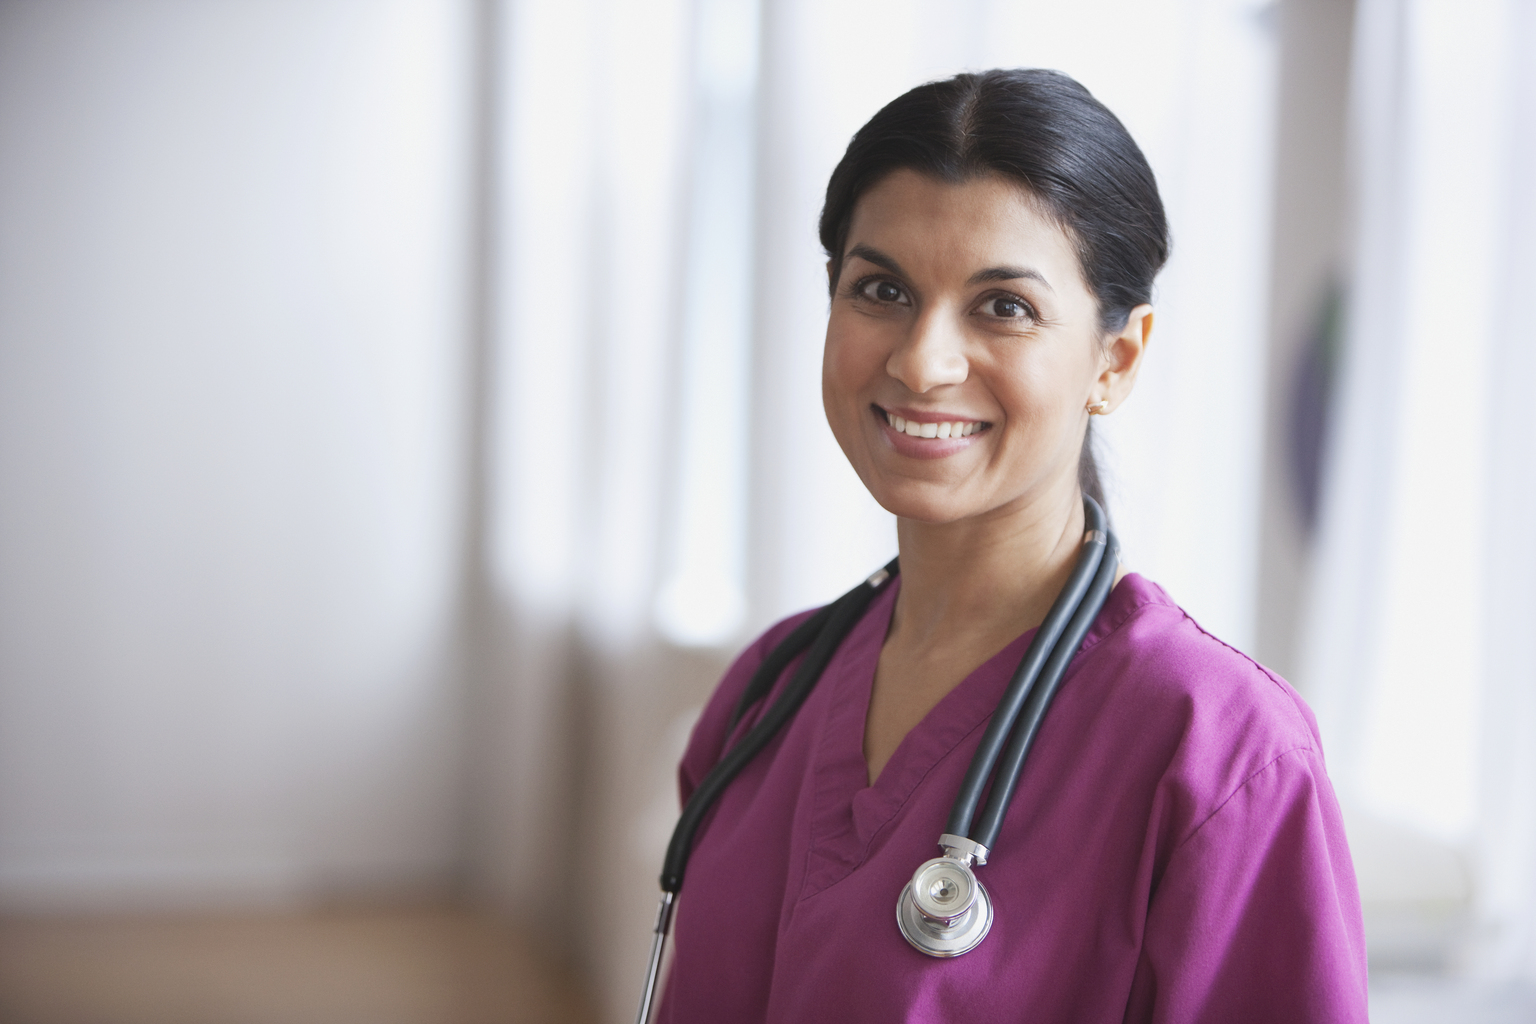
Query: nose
886 308 968 393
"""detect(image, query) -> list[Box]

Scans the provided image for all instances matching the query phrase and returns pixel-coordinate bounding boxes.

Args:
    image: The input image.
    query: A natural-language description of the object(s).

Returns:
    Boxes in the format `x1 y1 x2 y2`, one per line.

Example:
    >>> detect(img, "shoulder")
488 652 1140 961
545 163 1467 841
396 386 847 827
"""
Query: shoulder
1076 574 1327 836
676 607 820 797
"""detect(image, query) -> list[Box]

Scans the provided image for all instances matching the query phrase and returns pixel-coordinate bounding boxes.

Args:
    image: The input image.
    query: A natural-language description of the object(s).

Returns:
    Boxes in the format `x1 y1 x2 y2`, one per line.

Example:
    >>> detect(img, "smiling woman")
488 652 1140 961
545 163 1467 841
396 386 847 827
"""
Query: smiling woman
649 70 1368 1024
820 169 1151 785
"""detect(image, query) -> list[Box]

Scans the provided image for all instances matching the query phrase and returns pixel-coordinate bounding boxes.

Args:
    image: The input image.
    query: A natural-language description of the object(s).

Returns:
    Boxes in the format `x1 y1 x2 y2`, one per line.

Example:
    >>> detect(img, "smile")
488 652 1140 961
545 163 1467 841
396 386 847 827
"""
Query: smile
879 407 990 439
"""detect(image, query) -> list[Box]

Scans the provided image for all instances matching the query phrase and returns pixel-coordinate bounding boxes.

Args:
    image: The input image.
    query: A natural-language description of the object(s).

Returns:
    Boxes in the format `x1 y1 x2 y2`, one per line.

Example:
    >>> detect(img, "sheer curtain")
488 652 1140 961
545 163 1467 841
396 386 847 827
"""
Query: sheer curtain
1299 0 1536 976
467 1 1282 1017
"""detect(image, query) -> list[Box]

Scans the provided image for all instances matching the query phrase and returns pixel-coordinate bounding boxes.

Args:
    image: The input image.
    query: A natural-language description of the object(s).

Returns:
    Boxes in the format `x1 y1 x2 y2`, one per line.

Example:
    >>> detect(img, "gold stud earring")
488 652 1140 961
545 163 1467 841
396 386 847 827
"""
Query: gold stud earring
1087 399 1109 415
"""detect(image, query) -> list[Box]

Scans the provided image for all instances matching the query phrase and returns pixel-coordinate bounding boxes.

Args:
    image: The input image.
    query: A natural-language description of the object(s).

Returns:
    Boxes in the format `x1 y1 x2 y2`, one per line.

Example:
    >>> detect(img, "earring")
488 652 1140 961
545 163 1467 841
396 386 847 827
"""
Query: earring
1087 399 1109 415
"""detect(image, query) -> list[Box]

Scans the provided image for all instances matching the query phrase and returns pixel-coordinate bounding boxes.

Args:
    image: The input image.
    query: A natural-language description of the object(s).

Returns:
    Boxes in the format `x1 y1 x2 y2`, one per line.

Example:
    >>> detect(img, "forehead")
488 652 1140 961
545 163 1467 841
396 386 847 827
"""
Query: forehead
843 169 1084 288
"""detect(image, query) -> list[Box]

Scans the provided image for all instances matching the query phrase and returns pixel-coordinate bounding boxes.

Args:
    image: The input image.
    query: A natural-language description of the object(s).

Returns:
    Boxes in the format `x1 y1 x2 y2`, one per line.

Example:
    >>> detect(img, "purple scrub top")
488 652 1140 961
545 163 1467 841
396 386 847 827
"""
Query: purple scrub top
658 574 1368 1023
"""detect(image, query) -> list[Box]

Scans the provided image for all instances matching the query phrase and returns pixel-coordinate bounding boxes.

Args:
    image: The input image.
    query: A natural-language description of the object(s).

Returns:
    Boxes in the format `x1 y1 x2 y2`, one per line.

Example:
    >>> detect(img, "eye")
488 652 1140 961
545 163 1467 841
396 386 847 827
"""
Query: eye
977 294 1035 320
856 278 909 305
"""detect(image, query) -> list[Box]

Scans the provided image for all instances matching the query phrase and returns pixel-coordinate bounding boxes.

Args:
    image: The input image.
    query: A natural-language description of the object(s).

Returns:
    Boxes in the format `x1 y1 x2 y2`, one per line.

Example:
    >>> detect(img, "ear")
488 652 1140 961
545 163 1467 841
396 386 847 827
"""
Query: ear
826 258 838 296
1087 304 1153 414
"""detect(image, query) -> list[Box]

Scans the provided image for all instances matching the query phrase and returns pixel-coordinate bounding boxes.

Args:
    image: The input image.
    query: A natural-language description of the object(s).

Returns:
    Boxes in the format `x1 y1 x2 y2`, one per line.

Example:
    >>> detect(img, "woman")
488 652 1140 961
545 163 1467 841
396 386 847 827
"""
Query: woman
656 69 1367 1022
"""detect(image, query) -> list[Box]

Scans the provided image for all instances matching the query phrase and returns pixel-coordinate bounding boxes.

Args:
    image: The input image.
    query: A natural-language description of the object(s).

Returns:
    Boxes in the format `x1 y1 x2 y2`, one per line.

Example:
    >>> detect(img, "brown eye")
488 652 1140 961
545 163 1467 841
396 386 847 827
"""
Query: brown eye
858 279 908 304
982 295 1031 319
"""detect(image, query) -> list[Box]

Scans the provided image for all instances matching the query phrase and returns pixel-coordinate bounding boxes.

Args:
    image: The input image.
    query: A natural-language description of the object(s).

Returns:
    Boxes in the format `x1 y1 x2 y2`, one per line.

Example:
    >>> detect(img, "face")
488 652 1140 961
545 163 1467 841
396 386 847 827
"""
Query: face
822 169 1149 526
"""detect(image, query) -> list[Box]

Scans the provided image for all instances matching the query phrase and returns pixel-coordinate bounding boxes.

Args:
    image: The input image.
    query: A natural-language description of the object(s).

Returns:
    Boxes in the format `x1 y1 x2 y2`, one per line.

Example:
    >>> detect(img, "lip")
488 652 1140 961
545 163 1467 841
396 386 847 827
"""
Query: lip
873 404 990 460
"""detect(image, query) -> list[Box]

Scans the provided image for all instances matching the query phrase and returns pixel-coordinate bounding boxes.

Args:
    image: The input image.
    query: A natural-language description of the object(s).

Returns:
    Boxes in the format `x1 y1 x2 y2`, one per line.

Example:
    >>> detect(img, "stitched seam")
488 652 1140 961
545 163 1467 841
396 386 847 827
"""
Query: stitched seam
1073 580 1157 657
1175 745 1313 852
1181 611 1317 744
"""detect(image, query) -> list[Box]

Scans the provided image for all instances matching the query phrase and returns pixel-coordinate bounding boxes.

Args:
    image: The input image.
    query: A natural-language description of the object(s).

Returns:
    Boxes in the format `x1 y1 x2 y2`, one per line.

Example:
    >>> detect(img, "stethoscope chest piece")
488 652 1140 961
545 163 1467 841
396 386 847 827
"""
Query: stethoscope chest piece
896 835 994 957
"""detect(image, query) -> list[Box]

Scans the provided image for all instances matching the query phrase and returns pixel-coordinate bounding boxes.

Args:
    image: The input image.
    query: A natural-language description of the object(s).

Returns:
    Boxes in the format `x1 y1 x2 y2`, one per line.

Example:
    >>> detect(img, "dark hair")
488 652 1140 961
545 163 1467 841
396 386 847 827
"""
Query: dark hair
819 69 1170 512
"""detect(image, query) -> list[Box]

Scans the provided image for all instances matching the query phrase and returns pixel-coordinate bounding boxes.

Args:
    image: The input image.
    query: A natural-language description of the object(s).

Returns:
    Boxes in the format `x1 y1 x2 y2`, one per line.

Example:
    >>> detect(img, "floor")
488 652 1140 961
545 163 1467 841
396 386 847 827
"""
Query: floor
0 907 597 1024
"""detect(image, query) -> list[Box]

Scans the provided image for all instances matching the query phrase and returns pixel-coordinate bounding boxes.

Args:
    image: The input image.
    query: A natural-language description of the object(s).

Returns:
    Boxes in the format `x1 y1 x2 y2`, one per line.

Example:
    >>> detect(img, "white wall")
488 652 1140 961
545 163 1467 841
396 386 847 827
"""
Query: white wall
0 0 473 910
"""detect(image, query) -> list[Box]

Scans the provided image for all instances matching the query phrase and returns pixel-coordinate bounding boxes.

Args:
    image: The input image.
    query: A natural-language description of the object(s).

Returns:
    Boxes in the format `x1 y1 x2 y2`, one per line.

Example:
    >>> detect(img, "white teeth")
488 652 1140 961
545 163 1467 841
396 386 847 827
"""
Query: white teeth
885 410 985 438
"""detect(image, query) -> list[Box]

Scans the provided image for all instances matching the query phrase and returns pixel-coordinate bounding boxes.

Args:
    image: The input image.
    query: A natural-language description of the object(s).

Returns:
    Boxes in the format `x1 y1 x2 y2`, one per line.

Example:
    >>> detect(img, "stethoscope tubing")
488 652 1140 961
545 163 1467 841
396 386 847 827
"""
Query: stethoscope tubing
944 496 1109 846
636 564 896 1024
659 565 895 894
970 526 1119 848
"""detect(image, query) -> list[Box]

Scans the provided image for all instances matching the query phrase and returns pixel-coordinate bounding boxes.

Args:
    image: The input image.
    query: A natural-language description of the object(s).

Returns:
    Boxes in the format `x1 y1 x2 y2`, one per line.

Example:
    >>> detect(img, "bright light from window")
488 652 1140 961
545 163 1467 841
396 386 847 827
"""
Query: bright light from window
652 0 758 646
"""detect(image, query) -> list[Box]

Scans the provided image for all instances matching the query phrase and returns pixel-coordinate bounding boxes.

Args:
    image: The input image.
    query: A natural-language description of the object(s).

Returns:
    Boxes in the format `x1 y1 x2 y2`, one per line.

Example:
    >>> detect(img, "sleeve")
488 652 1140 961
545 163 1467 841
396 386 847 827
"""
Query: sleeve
677 609 818 805
1124 746 1370 1024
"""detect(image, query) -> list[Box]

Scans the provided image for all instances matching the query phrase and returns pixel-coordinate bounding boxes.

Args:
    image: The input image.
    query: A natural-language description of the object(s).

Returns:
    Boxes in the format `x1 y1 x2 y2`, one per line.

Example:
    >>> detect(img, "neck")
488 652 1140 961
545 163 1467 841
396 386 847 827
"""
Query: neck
891 483 1087 650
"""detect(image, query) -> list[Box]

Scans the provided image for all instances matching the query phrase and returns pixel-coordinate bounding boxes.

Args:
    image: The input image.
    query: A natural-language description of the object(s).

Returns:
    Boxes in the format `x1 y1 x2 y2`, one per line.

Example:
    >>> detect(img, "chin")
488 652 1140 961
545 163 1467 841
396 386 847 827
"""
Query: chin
867 479 980 525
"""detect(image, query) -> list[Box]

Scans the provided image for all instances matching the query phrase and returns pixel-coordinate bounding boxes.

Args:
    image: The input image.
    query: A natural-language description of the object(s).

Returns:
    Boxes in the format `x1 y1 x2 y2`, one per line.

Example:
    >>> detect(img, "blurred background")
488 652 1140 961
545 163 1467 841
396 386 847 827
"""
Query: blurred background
0 0 1532 1021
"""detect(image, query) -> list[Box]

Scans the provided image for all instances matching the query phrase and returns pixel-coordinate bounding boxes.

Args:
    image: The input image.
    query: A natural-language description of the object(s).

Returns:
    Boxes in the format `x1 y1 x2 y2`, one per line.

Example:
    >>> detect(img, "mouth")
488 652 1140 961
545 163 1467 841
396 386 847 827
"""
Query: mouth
875 405 991 439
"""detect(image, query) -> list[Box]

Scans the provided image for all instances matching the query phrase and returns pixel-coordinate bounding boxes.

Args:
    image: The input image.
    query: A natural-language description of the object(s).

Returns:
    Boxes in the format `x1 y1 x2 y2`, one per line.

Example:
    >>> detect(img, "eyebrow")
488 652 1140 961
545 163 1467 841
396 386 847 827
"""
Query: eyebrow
968 265 1054 291
844 244 1053 292
845 244 906 277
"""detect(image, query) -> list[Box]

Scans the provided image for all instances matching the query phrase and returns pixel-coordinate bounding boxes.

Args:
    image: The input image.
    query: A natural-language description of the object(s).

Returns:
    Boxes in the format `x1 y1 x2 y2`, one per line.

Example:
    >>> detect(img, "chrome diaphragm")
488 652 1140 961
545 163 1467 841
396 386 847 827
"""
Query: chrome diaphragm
896 835 994 957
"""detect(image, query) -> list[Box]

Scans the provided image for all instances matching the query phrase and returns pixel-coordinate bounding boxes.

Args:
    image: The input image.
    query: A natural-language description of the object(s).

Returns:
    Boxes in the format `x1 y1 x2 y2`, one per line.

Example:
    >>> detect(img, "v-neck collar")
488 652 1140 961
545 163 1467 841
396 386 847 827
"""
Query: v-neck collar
795 573 1153 900
799 578 1042 897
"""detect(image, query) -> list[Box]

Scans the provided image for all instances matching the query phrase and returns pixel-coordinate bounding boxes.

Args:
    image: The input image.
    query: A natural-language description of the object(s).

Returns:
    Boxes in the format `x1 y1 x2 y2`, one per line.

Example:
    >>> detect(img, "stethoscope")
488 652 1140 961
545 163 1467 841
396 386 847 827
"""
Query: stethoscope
635 496 1120 1024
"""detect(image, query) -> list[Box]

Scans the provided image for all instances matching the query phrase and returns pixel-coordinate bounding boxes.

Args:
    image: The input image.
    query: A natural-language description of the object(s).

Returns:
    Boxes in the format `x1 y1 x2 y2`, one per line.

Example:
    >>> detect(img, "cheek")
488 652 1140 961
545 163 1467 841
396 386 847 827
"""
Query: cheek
991 349 1090 444
822 314 884 403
